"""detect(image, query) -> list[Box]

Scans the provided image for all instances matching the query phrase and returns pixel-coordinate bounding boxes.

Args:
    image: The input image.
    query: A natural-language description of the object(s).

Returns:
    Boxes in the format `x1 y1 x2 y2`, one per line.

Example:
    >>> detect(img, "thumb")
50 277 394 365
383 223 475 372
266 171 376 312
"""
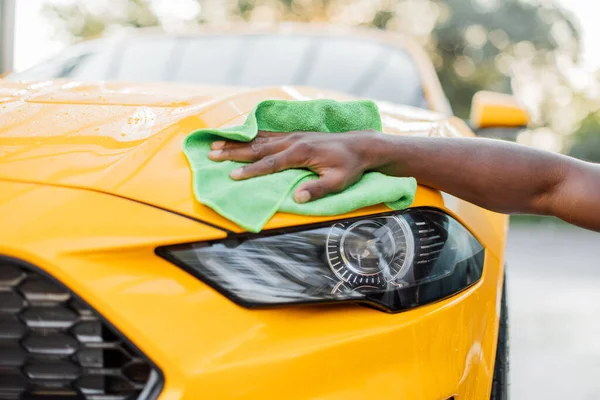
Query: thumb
293 172 349 203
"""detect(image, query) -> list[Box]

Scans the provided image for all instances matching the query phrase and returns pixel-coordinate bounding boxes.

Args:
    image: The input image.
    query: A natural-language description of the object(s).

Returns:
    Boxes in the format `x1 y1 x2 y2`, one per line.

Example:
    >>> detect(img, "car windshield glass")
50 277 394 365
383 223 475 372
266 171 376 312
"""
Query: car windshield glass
171 35 428 108
8 34 428 108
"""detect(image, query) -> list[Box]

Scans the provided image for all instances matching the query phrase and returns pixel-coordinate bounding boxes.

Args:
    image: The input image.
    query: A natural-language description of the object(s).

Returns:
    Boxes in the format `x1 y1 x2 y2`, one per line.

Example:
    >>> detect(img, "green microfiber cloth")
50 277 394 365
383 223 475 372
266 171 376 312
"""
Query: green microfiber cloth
183 99 417 232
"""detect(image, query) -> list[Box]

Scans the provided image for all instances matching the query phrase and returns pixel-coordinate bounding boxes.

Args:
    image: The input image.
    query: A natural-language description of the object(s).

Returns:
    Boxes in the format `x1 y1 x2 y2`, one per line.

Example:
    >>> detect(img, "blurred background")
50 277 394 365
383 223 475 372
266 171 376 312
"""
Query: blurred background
1 0 598 398
6 0 600 159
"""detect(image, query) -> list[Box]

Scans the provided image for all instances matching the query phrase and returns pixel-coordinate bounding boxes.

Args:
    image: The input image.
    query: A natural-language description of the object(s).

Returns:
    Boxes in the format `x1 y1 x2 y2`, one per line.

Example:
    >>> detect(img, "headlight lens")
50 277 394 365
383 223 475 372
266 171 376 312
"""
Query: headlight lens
157 208 484 313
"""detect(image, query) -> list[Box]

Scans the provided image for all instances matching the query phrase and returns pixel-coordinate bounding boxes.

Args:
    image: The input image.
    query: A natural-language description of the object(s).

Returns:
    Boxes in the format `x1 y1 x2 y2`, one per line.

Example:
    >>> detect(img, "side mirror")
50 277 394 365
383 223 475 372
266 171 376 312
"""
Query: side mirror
470 91 529 139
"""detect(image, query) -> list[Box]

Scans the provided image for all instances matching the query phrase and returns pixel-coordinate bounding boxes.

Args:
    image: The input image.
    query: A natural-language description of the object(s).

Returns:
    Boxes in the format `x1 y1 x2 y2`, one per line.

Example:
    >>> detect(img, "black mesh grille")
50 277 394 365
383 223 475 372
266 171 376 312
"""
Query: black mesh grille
0 259 161 400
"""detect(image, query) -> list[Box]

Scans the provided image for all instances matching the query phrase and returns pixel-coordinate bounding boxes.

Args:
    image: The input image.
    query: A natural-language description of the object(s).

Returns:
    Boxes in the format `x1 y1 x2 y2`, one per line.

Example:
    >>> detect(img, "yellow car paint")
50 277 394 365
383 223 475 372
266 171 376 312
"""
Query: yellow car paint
470 90 530 130
0 68 508 398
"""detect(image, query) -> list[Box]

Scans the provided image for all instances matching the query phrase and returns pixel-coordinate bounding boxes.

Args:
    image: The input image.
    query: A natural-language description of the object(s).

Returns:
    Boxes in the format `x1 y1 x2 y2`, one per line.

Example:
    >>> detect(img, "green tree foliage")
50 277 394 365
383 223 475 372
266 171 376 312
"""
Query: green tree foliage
431 0 579 118
568 112 600 162
43 0 159 41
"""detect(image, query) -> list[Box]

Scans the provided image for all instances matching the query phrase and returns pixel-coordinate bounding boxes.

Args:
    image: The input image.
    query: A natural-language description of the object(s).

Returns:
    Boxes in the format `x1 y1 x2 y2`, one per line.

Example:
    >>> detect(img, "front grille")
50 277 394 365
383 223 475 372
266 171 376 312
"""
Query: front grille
0 259 161 400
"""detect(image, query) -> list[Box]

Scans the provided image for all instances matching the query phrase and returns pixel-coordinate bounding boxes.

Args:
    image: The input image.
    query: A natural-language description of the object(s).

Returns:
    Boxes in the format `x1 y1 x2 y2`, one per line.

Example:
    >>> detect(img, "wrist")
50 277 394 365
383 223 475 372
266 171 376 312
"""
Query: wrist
360 131 402 173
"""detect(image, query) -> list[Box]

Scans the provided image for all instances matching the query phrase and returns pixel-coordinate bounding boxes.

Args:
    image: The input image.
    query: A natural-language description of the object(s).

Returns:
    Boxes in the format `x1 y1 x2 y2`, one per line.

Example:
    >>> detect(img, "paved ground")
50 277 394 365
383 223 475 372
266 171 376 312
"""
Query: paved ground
506 222 600 399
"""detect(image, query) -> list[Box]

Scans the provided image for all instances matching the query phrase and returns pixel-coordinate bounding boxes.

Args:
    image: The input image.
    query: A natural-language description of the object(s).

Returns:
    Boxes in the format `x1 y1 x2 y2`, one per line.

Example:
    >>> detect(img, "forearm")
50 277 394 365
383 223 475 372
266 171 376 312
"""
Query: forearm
210 129 600 231
373 135 579 216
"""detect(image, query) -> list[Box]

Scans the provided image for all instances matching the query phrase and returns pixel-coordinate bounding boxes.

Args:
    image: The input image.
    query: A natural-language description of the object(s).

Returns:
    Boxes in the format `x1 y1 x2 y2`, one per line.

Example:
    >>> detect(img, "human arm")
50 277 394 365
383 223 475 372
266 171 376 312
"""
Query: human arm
208 131 600 232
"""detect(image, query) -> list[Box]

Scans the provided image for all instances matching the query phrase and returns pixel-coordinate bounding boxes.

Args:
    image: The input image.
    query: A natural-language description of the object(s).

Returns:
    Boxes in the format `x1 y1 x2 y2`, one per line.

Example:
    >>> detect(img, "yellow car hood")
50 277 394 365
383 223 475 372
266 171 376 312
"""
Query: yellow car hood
0 80 471 232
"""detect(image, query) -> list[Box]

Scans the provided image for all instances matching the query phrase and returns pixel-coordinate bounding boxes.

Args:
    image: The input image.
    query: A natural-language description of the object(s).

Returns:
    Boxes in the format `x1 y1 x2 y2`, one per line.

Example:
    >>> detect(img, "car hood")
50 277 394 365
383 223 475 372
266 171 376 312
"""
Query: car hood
0 80 472 232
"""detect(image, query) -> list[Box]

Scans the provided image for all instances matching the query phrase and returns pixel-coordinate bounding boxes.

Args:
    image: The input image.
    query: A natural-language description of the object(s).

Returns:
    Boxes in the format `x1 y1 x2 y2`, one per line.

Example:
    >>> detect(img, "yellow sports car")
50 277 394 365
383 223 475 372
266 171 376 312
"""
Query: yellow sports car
1 25 526 399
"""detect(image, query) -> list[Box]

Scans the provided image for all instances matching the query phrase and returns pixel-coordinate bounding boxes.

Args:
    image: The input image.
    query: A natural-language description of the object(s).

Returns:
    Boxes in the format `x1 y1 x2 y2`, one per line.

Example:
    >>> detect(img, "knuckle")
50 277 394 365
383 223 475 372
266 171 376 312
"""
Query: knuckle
250 142 262 154
287 132 302 142
263 155 278 169
254 137 268 144
218 148 231 158
313 182 326 197
293 141 314 156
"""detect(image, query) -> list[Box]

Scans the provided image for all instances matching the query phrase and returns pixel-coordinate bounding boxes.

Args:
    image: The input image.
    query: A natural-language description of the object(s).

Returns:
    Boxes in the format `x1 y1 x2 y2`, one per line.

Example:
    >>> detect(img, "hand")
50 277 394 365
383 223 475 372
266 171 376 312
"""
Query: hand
207 130 382 203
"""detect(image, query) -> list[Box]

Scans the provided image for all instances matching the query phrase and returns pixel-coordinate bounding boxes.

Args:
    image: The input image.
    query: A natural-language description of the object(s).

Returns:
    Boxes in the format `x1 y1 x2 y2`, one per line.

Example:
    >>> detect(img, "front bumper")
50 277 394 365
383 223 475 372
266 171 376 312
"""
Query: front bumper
0 181 506 399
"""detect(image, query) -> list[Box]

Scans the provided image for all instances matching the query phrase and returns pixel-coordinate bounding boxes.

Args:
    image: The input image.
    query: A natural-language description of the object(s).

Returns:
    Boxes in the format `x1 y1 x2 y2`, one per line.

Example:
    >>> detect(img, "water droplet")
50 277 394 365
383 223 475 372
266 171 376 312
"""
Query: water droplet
94 127 100 131
120 132 126 137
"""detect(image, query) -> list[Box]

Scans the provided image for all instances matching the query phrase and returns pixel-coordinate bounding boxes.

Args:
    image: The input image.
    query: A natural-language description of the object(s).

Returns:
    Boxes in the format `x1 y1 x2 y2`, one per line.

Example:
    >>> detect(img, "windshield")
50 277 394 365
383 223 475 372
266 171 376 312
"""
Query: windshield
9 35 429 109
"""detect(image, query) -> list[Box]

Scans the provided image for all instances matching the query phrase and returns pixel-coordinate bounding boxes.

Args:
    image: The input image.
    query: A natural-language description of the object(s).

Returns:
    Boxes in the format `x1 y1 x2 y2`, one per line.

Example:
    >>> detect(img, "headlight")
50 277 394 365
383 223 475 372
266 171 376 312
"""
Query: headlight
157 208 484 313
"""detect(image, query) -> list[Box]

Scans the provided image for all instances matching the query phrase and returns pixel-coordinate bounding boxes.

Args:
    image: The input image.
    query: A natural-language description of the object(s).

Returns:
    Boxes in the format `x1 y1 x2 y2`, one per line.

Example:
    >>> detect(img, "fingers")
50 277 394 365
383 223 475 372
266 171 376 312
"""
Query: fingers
210 131 285 149
208 135 288 162
208 132 288 162
229 149 305 180
294 172 350 203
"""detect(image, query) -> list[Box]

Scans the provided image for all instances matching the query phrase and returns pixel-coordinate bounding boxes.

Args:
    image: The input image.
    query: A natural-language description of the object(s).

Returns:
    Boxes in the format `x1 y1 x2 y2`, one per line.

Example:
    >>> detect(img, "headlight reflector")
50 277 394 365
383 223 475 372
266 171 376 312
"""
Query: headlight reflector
157 208 484 312
327 216 414 287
